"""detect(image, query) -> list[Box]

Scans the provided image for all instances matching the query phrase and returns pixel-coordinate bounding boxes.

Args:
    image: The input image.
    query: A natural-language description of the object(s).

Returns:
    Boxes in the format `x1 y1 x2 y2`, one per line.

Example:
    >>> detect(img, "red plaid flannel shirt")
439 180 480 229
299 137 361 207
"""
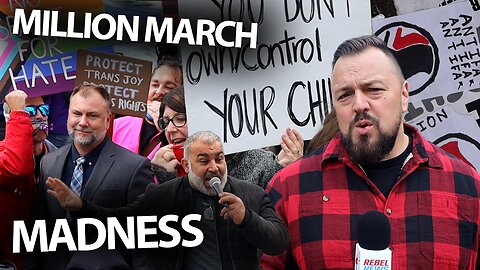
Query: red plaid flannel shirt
262 124 480 269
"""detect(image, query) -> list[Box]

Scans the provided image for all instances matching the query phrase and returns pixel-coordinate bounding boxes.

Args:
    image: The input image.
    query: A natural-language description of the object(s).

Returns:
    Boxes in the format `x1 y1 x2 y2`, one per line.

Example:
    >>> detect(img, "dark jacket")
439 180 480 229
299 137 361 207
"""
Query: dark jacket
80 176 289 270
26 138 154 270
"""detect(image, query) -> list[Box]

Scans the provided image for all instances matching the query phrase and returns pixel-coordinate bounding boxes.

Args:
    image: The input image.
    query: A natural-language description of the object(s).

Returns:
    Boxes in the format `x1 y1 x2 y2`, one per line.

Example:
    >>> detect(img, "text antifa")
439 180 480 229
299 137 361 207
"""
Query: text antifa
12 215 203 253
12 9 258 49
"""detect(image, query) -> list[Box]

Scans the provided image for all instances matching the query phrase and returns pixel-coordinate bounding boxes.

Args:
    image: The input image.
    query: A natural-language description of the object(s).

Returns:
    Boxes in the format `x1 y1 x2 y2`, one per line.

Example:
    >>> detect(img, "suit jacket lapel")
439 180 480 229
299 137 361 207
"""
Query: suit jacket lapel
49 144 71 180
82 139 115 200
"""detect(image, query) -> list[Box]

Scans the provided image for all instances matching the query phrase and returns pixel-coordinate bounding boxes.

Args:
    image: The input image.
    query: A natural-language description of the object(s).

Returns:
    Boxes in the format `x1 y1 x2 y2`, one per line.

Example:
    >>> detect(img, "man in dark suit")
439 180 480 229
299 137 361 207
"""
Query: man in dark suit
27 84 154 269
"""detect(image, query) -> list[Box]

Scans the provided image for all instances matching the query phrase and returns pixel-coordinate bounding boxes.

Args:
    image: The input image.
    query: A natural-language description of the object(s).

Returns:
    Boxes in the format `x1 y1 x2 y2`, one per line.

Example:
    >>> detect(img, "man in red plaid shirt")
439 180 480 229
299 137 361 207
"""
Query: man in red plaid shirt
261 35 480 269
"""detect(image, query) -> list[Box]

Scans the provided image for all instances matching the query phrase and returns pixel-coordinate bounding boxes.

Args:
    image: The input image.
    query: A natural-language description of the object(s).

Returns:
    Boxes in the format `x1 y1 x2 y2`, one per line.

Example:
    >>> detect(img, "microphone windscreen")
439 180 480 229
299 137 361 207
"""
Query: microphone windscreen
208 177 222 195
357 210 391 250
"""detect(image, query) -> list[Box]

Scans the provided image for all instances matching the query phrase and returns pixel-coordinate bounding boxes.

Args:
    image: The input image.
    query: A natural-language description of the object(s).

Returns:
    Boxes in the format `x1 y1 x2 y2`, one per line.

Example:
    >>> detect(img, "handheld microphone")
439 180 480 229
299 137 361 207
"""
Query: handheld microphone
209 177 223 195
355 210 392 270
208 177 236 269
208 177 228 207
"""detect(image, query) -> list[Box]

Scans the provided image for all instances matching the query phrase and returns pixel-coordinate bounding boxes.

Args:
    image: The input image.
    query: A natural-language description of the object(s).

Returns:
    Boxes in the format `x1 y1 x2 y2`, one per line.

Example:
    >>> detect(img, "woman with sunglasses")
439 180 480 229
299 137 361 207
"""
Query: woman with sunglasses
151 86 304 188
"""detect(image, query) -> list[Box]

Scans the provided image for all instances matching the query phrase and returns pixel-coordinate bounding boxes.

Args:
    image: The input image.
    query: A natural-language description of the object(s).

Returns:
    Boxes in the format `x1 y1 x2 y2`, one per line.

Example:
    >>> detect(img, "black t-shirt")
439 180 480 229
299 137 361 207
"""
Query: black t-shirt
181 191 222 270
34 148 45 179
364 135 412 198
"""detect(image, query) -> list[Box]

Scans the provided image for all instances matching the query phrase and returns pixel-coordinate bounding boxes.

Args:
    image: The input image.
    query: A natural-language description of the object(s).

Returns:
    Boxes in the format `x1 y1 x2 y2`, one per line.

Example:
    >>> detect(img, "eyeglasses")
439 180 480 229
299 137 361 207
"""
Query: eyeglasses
25 104 49 117
158 113 186 131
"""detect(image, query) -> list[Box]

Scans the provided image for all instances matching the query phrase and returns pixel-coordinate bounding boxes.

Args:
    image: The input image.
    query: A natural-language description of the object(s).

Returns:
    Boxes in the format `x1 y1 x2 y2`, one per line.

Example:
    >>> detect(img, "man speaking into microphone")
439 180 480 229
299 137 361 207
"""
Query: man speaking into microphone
46 130 288 269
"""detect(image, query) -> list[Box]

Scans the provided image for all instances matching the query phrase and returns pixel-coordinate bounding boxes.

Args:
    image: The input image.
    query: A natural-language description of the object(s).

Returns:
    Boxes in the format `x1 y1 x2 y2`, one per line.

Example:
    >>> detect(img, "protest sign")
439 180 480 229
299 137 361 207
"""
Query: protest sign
0 0 111 98
178 0 372 154
405 88 480 171
373 1 480 102
76 49 151 118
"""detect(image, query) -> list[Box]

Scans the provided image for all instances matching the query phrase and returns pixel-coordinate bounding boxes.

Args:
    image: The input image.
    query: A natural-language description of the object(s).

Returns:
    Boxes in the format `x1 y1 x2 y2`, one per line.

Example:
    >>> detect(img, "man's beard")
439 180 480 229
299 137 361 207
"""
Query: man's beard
69 128 104 146
188 164 227 196
341 112 401 167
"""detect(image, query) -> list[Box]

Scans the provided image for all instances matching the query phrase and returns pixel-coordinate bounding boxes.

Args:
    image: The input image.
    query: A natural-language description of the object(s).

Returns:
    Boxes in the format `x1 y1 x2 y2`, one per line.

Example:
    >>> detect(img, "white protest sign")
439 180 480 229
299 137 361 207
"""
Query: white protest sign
405 88 480 171
373 1 480 102
178 0 372 154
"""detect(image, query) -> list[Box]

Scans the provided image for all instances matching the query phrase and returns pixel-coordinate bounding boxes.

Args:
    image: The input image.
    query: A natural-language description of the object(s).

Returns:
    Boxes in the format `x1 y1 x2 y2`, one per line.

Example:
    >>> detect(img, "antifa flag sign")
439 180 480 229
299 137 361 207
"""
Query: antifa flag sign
375 22 440 96
405 88 480 171
435 133 480 169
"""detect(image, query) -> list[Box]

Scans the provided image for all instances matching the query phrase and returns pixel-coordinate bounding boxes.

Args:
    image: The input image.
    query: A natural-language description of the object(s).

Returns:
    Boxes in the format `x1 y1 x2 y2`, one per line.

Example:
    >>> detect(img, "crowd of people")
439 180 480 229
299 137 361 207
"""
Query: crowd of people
0 35 479 270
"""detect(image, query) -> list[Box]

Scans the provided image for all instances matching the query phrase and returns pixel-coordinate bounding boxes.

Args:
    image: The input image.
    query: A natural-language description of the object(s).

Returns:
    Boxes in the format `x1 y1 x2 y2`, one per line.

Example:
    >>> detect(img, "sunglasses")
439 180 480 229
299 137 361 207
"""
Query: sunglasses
25 104 49 117
158 113 187 131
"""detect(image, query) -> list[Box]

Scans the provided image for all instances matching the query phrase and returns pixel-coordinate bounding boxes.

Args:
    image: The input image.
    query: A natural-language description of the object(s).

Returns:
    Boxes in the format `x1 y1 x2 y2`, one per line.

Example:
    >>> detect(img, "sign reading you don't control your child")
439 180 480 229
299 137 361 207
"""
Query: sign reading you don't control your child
76 50 151 118
178 0 372 154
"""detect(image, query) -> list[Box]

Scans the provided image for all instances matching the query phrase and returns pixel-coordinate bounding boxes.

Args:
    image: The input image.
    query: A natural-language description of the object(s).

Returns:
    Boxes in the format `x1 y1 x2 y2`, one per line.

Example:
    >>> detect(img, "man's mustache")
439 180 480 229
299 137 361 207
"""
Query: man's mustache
351 112 379 127
205 172 222 180
74 127 93 133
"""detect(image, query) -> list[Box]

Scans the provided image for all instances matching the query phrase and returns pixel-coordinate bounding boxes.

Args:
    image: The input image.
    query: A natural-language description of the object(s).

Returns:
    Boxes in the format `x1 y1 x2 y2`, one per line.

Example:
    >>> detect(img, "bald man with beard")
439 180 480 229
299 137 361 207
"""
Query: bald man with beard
46 130 288 270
